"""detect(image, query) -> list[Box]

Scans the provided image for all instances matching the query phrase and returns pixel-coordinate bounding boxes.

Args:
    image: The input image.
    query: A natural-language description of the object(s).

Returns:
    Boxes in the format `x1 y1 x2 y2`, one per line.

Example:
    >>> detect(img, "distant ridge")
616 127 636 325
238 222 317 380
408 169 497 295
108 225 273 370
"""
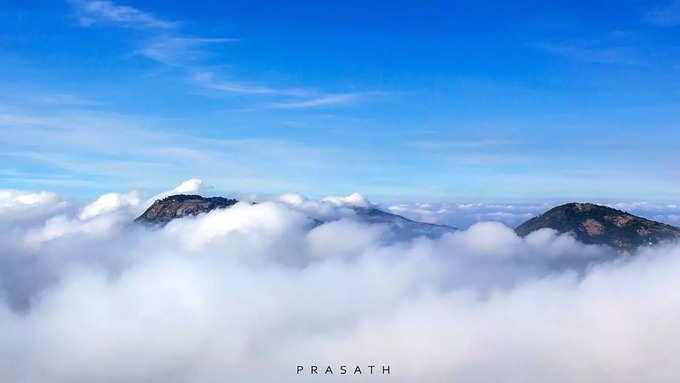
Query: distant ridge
138 196 680 250
515 202 680 250
351 206 457 238
134 194 457 237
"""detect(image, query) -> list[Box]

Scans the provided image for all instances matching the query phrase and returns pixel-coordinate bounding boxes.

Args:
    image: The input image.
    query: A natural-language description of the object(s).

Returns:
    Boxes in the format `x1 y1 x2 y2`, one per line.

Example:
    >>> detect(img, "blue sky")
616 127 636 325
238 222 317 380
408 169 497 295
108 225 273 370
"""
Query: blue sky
1 0 679 202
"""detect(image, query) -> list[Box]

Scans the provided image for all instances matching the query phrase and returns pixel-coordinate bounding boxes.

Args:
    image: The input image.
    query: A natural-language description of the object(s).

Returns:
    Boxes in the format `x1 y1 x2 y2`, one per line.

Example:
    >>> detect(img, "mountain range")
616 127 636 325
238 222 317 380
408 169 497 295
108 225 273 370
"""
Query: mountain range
136 195 680 251
135 194 457 239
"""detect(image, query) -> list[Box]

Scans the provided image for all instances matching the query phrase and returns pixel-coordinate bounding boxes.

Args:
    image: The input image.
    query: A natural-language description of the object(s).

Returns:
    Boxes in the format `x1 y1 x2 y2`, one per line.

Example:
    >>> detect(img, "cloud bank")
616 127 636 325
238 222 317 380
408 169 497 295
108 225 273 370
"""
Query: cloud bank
385 200 680 230
0 180 679 382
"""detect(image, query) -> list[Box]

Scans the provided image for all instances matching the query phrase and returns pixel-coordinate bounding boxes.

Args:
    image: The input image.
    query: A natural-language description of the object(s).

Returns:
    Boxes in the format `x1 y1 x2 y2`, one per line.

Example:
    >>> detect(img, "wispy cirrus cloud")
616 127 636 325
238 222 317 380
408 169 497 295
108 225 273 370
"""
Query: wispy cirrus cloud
28 93 101 106
0 114 55 126
193 72 390 108
67 1 307 98
67 1 391 110
192 72 310 96
268 94 358 108
269 91 391 109
408 139 515 149
440 153 534 166
138 37 238 66
0 110 365 192
68 0 177 29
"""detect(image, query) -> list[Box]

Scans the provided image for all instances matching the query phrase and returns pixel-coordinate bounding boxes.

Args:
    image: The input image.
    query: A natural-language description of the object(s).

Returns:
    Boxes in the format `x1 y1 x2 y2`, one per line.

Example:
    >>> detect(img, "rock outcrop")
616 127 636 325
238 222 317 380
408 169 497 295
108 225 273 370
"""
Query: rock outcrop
135 194 238 225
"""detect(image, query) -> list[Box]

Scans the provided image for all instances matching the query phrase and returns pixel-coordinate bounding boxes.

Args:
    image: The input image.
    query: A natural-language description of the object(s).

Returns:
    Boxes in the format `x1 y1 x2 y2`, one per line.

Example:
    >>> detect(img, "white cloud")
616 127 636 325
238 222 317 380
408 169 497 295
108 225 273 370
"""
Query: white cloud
384 201 550 228
192 72 310 96
445 221 521 256
268 91 391 109
23 212 125 249
28 93 101 106
0 190 70 226
278 193 306 206
192 74 390 106
132 178 211 213
322 192 371 208
69 0 177 29
149 178 205 201
65 2 385 111
0 111 363 193
269 94 359 108
1 185 680 382
0 190 63 212
386 200 680 230
408 139 515 149
162 201 309 252
138 37 238 65
79 191 140 220
306 218 386 258
5 179 205 250
0 113 55 126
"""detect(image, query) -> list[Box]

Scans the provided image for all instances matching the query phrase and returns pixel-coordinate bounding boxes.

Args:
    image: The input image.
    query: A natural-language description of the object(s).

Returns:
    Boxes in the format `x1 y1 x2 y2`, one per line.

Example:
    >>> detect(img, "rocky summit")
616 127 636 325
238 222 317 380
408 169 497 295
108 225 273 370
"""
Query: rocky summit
515 202 680 250
135 194 238 225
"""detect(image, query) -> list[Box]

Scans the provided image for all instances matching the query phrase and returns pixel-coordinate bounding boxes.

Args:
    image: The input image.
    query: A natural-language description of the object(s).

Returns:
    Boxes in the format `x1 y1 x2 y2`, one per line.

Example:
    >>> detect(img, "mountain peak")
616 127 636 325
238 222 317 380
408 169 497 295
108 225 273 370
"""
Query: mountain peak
135 194 238 225
515 202 680 250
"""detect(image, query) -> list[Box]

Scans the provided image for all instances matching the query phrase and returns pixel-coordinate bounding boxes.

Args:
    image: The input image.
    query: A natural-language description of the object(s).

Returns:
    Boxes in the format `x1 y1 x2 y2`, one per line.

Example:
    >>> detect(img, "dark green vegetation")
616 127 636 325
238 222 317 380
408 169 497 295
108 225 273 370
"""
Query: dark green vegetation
516 203 680 250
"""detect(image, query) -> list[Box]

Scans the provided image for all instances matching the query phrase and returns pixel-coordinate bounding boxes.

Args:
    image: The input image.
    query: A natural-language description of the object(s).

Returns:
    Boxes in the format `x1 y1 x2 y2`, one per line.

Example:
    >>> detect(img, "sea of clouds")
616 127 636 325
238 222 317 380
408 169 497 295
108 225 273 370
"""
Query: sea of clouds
1 179 679 382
